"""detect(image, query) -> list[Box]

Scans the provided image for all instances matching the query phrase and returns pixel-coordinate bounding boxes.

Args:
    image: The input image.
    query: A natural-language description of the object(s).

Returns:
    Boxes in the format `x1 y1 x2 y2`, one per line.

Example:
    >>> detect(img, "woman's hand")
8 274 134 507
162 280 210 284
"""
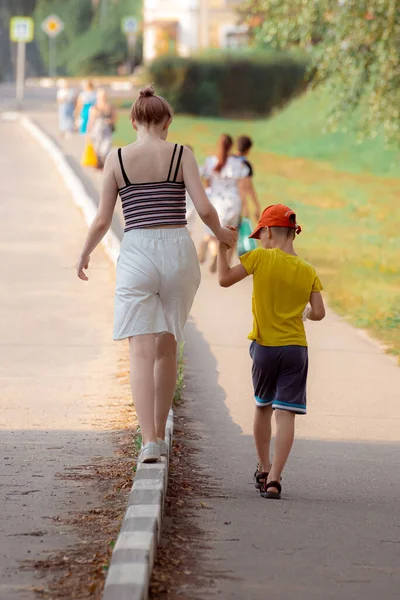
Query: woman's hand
77 254 90 281
217 226 238 249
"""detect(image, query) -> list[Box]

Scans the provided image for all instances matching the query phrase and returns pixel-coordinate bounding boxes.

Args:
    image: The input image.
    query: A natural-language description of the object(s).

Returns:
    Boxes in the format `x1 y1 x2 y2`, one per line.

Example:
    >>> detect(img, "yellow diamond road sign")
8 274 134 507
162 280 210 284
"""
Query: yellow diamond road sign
41 15 64 38
10 17 34 43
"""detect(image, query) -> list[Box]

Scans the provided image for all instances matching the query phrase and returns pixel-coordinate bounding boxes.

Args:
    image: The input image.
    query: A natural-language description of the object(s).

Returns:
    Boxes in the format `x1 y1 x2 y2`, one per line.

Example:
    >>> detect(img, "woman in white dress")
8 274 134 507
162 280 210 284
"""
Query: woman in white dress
198 134 249 272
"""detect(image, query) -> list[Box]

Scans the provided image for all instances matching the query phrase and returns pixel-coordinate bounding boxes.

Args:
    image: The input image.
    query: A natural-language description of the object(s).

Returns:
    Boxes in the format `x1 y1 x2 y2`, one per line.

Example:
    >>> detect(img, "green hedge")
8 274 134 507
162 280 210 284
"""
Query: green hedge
148 52 309 118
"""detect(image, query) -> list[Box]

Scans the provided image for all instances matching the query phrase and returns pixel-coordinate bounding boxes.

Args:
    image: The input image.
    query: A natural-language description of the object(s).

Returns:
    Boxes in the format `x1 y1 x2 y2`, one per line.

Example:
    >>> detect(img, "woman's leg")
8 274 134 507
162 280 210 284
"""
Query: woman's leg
198 236 210 263
208 237 219 273
129 334 157 445
154 333 177 440
268 409 296 490
253 405 273 473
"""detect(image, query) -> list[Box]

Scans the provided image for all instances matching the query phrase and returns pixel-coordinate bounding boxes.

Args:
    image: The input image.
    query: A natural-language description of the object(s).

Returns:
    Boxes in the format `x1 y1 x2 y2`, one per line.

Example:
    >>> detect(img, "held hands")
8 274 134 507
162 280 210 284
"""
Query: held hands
218 226 238 249
77 255 90 281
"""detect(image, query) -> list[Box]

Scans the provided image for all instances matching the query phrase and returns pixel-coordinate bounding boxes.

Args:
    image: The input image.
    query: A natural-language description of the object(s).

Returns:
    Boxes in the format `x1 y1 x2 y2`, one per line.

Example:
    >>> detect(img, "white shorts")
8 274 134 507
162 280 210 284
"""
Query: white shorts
114 228 201 342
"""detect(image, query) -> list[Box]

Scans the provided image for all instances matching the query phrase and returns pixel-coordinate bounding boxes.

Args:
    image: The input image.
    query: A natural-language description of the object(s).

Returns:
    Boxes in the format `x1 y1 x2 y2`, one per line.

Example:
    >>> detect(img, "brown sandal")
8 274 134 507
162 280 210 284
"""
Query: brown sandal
253 468 269 490
261 480 282 500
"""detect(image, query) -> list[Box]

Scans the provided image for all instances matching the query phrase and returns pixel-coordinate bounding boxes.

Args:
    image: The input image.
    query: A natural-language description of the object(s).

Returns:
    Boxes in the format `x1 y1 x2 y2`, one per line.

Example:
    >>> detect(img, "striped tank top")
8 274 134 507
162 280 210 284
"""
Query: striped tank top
117 144 187 232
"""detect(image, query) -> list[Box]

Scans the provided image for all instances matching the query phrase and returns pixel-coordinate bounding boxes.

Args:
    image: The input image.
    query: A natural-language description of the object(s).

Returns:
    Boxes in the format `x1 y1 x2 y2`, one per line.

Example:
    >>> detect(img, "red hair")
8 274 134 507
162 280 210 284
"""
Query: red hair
131 84 173 126
214 134 233 173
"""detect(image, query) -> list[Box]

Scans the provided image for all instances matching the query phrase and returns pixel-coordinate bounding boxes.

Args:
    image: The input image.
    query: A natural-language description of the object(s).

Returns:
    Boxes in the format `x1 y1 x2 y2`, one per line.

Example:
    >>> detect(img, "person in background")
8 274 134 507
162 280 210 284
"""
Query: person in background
184 145 197 235
198 134 249 272
87 88 117 169
236 135 262 221
75 80 97 135
57 79 76 139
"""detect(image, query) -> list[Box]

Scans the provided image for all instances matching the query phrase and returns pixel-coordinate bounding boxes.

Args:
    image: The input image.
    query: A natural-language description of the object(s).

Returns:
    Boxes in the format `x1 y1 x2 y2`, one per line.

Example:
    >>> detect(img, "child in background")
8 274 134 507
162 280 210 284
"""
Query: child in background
218 204 325 499
235 135 261 221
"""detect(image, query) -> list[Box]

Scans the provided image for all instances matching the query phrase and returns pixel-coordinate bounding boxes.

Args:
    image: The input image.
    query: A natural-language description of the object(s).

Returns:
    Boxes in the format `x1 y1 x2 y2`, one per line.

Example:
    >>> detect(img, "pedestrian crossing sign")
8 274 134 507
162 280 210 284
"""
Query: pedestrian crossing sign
10 17 34 43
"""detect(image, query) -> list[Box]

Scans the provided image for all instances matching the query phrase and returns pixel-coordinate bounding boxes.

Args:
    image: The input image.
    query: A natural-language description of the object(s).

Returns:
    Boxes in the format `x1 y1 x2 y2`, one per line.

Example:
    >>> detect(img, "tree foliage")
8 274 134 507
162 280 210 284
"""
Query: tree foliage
241 0 400 142
34 0 142 76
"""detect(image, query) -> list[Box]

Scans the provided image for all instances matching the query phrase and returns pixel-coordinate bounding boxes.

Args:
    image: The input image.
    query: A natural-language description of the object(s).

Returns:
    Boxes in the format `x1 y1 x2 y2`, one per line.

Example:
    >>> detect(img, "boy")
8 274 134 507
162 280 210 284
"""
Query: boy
236 136 262 221
218 204 325 499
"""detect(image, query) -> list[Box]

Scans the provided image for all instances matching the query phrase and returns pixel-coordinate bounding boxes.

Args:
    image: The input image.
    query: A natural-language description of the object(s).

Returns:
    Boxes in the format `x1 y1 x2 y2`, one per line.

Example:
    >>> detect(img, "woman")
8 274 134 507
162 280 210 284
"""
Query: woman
57 79 75 139
76 86 237 464
198 134 249 272
75 80 97 135
87 88 117 169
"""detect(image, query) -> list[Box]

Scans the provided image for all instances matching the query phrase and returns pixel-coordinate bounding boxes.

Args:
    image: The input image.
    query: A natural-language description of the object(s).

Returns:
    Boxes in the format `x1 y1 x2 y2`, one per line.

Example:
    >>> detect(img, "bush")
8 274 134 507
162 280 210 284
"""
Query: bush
148 52 309 118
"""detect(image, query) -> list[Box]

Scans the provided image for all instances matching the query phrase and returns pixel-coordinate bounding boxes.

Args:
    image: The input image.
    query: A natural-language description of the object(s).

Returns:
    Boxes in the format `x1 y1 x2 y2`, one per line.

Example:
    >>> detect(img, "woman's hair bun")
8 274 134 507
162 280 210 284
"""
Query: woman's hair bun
139 85 155 98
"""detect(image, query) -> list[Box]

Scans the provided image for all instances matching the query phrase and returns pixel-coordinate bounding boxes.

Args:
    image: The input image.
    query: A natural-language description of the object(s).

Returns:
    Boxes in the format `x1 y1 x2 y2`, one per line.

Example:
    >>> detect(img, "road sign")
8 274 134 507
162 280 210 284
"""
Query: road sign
122 16 138 35
41 14 64 38
10 17 34 43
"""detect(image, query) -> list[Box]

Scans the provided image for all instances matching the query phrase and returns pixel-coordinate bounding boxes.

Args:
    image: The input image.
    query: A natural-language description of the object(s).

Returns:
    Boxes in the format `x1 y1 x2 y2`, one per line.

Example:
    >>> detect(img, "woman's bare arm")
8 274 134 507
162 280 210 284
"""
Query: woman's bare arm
77 152 118 280
182 148 236 247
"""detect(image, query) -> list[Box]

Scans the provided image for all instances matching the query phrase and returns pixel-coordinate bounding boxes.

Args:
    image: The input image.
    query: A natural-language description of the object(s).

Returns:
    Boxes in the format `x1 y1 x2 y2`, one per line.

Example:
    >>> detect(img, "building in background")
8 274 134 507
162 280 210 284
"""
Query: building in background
143 0 248 62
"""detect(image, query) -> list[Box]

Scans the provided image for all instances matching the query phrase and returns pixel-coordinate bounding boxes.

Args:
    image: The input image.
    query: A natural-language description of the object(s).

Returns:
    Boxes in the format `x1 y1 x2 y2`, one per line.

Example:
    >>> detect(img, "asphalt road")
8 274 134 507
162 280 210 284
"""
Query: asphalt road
0 119 127 598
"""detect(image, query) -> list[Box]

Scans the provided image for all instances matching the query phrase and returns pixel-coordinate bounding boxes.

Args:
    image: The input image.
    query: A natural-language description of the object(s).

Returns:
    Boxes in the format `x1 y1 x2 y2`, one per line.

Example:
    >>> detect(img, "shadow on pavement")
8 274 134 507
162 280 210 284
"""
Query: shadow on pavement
182 317 400 600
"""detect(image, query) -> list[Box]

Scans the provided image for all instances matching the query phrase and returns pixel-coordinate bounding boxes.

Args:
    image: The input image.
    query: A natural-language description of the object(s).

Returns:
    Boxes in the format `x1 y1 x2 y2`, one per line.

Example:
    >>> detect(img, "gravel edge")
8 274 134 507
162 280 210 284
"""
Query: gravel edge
6 111 174 600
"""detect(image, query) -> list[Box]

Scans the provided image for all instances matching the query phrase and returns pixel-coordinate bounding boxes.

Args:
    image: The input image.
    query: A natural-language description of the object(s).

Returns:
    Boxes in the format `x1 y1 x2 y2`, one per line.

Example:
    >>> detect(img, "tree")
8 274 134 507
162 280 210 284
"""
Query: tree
240 0 400 142
34 0 142 76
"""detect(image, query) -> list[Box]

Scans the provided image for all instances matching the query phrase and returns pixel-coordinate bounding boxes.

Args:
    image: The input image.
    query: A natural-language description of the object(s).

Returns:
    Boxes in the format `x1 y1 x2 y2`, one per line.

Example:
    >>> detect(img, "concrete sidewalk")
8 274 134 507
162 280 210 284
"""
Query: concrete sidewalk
181 261 400 599
7 90 400 597
0 121 128 598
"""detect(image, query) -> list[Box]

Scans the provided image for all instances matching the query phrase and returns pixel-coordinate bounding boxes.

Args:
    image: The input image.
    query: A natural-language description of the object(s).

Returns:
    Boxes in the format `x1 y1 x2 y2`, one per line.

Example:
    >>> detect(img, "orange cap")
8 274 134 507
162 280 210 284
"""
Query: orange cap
249 204 302 239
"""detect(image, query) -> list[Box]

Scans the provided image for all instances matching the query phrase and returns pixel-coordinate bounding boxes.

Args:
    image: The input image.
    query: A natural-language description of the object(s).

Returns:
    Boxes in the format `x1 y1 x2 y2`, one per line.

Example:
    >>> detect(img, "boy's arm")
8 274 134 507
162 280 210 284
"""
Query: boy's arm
304 292 326 321
218 244 249 287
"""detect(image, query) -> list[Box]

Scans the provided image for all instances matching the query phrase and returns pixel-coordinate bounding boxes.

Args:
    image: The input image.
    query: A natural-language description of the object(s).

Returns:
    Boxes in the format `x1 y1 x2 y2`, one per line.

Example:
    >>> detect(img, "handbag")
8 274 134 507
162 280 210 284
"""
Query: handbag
80 140 98 168
237 217 258 256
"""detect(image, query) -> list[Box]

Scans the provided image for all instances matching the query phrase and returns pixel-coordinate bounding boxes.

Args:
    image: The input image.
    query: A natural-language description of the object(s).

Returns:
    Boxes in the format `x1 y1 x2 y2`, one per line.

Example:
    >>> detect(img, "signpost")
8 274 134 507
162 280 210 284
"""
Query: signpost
121 17 138 74
41 15 64 78
10 17 34 109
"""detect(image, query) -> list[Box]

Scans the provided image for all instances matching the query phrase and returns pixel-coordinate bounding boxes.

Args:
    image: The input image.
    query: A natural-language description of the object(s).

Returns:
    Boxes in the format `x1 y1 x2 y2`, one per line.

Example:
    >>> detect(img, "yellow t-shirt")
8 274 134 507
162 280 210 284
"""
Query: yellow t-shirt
240 248 323 347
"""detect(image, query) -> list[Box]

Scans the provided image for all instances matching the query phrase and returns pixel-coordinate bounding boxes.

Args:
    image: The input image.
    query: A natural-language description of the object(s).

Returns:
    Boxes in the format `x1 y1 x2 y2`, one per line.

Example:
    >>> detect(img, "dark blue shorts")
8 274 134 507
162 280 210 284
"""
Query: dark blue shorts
250 341 308 415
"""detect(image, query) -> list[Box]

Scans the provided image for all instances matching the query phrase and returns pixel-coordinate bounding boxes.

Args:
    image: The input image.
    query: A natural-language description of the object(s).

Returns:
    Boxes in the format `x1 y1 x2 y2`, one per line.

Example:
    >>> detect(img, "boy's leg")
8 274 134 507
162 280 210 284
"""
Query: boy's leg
250 342 278 479
268 346 308 493
253 405 273 473
268 409 296 491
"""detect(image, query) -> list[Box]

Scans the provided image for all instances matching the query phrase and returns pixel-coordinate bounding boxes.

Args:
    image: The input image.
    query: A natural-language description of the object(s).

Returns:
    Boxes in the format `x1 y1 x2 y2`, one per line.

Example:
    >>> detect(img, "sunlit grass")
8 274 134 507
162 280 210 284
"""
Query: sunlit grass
113 94 400 359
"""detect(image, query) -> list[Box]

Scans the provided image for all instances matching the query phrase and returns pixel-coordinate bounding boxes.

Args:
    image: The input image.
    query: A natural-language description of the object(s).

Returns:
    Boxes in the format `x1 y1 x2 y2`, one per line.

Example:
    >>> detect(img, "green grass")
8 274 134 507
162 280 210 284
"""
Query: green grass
114 91 400 359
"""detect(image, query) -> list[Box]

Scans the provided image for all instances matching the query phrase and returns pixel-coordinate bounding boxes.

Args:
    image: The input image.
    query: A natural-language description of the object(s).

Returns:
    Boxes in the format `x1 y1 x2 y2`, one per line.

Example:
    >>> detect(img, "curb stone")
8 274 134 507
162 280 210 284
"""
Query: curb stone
4 111 175 600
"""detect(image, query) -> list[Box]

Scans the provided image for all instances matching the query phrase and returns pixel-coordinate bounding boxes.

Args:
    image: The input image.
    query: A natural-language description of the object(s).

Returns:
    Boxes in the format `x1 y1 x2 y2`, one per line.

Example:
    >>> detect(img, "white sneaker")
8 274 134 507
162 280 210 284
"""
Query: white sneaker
139 442 161 464
158 438 169 457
